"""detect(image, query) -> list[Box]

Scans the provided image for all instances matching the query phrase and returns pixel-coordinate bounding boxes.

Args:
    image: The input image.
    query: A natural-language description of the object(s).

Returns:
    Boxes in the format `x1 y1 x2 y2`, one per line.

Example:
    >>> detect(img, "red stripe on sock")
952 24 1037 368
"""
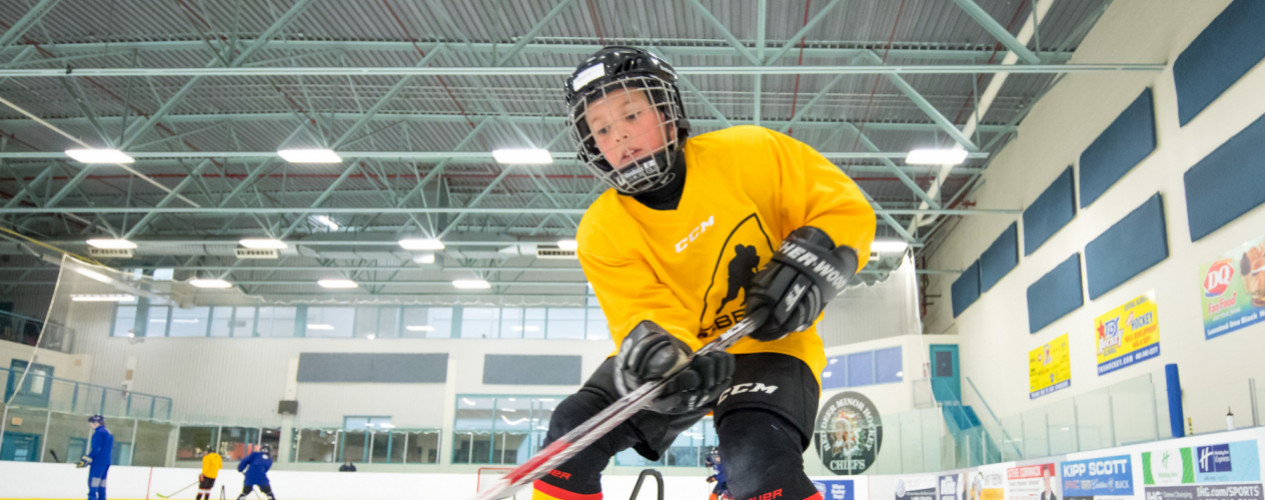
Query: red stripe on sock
532 479 603 500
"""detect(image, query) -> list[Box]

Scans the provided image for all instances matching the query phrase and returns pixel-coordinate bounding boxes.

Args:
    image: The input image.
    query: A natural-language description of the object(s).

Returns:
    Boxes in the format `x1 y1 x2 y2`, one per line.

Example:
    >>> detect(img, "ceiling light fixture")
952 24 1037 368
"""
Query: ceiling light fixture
277 148 342 163
905 148 968 165
65 148 134 164
317 279 358 289
239 238 287 250
492 148 553 165
399 238 445 250
405 325 435 332
452 279 491 290
557 239 578 251
870 240 910 253
313 215 340 230
189 278 233 289
86 239 137 250
70 294 136 303
306 323 334 330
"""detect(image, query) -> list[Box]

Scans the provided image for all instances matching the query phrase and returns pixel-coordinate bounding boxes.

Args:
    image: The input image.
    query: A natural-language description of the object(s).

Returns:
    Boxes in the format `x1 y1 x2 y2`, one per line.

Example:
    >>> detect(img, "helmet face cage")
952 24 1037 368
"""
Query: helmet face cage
568 75 686 195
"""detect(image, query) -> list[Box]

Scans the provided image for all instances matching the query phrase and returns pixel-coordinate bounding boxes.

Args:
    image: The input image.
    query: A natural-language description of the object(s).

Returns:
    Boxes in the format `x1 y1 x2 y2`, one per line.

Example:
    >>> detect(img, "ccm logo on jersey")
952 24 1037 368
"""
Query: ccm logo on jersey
675 215 715 253
779 241 850 291
717 382 778 403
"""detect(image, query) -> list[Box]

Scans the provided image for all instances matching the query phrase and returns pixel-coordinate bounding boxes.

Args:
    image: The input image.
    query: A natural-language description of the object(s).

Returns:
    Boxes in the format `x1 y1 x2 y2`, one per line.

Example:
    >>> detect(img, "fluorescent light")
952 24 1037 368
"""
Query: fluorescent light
453 279 491 289
65 148 134 164
70 294 135 302
74 268 114 284
870 239 909 253
557 239 578 251
377 423 394 429
318 279 358 289
399 238 445 250
405 325 435 332
239 238 287 250
86 238 137 250
905 148 968 165
492 148 553 165
512 325 541 332
277 148 341 163
189 278 232 289
307 323 334 330
412 252 436 264
171 319 200 324
313 215 340 230
366 334 376 340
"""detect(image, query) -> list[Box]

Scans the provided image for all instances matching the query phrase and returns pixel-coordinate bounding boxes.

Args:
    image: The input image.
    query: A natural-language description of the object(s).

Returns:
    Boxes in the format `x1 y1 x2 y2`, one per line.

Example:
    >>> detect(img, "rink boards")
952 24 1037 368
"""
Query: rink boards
3 426 1265 500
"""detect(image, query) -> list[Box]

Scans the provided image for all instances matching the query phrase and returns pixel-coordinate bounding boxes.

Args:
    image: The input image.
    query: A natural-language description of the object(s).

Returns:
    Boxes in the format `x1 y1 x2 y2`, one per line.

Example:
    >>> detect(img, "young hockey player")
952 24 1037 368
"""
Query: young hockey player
76 414 113 500
197 445 223 500
531 46 875 500
236 444 275 500
705 448 731 500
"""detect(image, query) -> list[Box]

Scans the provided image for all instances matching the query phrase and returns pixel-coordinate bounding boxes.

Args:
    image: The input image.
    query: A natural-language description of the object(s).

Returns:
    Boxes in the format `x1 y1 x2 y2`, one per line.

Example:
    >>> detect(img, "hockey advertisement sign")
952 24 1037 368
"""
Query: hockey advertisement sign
1199 235 1265 340
1143 440 1263 500
1007 463 1060 500
1095 291 1160 375
814 391 883 475
1029 333 1071 399
1061 454 1133 500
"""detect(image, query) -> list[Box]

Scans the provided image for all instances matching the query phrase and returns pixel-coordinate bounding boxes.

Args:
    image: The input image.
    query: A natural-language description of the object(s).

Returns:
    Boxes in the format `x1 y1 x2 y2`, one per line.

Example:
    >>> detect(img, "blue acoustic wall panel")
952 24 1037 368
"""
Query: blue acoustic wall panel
980 222 1019 292
1027 254 1084 334
1079 89 1157 208
1185 112 1265 241
1024 167 1076 255
297 353 448 383
1174 0 1265 126
951 260 981 318
483 355 583 385
1085 194 1169 299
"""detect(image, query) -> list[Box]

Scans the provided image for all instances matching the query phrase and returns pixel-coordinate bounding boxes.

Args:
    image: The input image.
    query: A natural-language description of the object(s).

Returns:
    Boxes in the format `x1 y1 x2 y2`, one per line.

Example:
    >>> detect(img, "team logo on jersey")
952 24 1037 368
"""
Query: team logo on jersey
698 213 774 338
814 391 883 475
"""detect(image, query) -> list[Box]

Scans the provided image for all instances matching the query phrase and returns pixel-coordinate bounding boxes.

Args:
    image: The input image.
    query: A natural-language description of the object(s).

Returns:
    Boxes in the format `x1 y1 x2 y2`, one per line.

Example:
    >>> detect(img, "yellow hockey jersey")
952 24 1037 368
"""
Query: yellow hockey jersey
576 125 877 381
202 451 222 478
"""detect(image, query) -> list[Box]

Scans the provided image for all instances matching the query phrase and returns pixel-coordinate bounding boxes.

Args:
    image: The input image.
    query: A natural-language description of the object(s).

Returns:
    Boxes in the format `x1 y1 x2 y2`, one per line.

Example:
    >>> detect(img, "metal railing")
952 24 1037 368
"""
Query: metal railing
1 367 172 420
0 309 74 354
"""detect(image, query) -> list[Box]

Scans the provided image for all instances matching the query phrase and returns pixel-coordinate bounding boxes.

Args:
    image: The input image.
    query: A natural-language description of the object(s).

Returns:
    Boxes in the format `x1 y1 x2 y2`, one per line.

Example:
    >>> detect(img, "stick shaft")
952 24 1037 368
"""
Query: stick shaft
473 317 757 500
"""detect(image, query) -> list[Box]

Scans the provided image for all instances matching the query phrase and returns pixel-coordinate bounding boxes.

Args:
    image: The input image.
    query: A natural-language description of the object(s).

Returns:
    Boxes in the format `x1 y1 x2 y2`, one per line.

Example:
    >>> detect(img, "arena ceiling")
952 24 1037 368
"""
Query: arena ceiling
0 0 1159 301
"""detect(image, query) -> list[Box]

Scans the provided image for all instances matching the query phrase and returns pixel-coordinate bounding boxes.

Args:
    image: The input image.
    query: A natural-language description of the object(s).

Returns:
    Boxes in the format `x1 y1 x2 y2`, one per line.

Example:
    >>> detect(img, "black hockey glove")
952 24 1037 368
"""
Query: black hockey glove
744 226 858 341
614 320 735 414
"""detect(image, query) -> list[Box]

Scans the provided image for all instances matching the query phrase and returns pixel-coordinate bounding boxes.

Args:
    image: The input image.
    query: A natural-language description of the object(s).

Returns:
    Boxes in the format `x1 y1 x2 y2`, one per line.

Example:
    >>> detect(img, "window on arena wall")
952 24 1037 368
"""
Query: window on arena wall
452 395 560 465
109 303 611 340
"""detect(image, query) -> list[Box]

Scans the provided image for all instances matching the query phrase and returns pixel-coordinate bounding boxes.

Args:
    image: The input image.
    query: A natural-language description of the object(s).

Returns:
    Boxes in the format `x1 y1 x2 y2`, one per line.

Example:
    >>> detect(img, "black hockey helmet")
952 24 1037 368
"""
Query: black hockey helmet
88 414 105 425
564 46 690 195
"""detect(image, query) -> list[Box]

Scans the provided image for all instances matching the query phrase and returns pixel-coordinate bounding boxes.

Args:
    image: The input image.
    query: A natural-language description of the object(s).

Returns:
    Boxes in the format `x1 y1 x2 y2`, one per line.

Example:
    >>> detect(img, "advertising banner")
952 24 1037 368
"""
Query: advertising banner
1007 463 1060 500
1200 236 1265 339
813 479 856 500
1095 292 1160 375
1143 440 1263 500
1030 333 1071 399
896 476 940 500
1061 454 1133 500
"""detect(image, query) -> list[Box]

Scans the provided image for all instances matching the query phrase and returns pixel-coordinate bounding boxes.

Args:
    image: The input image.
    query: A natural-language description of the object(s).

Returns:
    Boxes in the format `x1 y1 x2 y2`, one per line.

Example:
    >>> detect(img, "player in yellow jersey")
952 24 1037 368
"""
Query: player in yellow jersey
530 47 875 500
197 446 222 500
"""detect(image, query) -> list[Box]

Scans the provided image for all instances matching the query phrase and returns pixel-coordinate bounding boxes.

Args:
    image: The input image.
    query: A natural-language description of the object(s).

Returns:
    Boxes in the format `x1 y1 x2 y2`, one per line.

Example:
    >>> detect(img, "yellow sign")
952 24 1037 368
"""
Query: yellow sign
1028 333 1070 399
1095 291 1160 375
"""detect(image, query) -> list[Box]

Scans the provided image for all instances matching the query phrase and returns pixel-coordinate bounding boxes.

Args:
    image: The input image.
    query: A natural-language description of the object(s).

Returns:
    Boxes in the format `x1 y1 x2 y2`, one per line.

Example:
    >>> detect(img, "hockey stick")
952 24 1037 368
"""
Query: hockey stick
156 481 197 498
48 450 61 463
474 316 759 500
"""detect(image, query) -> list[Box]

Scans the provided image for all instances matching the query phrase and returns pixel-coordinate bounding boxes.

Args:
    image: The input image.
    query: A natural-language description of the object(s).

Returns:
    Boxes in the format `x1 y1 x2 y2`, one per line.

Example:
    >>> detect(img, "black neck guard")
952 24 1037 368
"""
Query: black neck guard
631 148 687 211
